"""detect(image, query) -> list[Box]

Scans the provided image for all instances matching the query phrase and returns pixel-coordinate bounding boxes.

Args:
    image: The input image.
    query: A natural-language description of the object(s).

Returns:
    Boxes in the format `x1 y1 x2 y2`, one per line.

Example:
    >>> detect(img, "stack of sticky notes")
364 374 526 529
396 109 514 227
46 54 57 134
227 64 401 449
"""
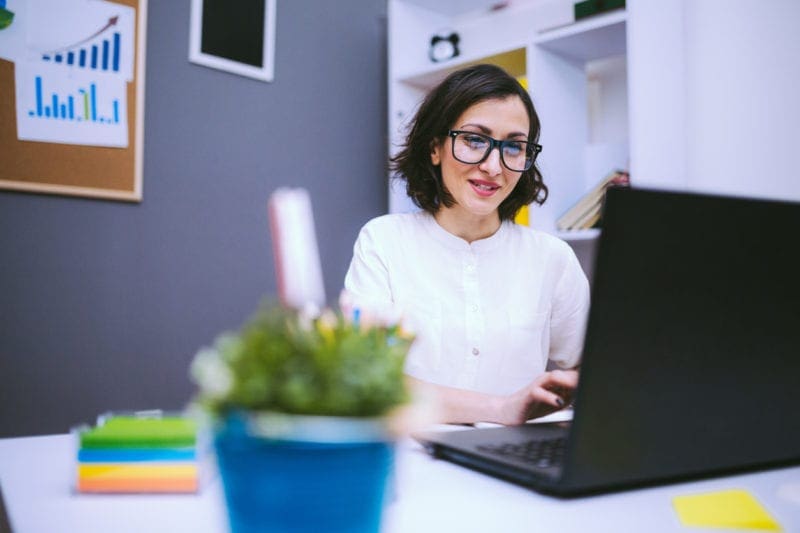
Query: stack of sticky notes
76 414 201 493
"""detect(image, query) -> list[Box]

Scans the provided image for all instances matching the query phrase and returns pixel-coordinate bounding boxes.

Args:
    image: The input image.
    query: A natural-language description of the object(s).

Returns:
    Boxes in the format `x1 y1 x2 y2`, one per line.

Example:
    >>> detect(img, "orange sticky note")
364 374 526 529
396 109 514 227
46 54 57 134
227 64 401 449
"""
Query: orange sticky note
673 489 781 531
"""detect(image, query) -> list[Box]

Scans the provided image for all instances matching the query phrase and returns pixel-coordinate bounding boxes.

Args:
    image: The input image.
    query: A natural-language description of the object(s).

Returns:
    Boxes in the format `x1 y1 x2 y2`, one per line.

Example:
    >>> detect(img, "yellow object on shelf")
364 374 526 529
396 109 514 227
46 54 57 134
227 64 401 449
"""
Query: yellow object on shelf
514 204 529 226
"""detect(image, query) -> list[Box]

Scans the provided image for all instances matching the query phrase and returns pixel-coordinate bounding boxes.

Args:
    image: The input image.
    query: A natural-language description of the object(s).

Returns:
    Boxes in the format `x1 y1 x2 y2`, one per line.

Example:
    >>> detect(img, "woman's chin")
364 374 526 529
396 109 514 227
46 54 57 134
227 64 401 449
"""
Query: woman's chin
462 198 502 218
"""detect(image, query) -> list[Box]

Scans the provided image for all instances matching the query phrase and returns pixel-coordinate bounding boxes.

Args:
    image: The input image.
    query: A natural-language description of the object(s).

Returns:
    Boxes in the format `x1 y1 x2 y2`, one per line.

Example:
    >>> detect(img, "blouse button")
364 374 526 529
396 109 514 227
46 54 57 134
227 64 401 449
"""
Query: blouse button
472 347 479 356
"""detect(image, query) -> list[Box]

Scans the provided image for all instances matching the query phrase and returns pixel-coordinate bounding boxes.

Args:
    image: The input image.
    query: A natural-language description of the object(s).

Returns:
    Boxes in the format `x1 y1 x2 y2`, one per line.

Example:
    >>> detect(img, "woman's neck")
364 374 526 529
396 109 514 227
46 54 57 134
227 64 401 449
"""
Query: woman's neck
434 207 502 243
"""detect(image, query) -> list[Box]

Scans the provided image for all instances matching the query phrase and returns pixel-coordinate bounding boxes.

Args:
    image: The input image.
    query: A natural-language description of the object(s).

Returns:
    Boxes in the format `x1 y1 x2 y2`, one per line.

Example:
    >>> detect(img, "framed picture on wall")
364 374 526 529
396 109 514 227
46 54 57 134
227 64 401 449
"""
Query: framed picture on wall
189 0 276 82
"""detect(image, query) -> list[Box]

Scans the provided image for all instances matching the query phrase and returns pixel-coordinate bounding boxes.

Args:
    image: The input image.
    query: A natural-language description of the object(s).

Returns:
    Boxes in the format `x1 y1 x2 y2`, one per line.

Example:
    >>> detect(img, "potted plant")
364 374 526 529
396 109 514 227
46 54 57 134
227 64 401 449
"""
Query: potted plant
190 302 413 533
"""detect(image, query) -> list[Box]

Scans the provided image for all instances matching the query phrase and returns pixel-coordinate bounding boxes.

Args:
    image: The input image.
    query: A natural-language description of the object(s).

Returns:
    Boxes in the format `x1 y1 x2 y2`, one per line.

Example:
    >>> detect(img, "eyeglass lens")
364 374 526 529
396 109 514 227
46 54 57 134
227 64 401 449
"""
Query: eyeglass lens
451 132 535 172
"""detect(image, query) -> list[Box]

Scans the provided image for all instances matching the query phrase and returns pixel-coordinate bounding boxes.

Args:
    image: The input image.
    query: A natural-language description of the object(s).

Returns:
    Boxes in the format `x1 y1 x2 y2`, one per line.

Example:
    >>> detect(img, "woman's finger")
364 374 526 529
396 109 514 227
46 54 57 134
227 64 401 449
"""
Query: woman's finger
529 385 566 409
543 370 579 391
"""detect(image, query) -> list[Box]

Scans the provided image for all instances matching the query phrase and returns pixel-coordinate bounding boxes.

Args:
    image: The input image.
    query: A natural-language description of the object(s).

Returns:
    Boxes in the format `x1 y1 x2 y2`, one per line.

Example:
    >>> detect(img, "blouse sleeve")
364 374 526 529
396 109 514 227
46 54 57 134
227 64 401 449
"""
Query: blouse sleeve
342 222 396 320
548 247 591 369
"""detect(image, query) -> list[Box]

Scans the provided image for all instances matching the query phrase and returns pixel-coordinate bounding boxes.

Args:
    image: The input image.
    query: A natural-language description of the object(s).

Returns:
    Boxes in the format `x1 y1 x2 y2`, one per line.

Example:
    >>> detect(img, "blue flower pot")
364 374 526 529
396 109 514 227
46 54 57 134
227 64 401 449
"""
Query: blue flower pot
214 412 395 533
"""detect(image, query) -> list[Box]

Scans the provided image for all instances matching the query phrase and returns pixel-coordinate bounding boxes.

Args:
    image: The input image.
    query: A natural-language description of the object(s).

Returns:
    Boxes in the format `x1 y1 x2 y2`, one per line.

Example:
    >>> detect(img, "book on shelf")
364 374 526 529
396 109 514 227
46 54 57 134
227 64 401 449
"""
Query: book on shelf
556 170 630 231
574 0 626 21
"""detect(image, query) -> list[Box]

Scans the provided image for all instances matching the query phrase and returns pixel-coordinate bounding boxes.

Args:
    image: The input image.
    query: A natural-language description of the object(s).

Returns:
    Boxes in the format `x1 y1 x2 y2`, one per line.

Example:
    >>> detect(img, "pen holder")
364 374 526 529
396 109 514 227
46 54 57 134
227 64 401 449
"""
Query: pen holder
213 411 395 533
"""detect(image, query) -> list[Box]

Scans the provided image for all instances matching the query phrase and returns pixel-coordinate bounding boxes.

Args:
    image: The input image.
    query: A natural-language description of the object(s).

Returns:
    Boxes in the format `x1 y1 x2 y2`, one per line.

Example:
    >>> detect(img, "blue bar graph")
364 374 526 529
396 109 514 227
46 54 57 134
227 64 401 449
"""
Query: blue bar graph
113 33 120 72
35 76 43 116
102 40 108 70
26 75 121 125
90 83 96 121
40 30 124 73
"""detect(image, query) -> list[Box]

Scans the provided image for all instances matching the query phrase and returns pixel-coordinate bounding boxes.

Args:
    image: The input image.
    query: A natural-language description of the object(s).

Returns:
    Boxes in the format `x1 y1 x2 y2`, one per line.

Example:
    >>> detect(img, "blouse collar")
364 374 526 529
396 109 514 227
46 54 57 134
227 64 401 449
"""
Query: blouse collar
418 211 510 253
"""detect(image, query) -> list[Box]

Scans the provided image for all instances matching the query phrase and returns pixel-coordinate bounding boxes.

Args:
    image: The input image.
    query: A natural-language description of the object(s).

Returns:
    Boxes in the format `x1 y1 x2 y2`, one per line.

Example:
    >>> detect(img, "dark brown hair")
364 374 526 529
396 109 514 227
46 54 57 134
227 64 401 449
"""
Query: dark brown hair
390 64 547 221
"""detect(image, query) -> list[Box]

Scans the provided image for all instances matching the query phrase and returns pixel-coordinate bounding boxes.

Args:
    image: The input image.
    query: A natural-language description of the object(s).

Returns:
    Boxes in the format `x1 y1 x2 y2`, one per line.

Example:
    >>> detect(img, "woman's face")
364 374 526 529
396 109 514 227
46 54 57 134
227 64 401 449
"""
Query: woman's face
431 95 530 221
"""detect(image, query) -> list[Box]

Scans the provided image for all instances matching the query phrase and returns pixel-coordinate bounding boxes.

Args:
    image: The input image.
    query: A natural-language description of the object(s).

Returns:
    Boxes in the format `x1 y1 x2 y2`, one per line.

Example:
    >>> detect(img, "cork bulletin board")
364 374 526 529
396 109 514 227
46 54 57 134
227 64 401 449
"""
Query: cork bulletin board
0 0 147 202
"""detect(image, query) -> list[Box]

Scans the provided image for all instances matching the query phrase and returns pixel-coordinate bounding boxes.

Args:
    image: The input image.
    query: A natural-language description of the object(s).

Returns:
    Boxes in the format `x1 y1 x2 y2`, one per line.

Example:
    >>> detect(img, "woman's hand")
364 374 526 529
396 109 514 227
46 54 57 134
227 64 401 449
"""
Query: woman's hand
405 370 578 426
493 369 579 426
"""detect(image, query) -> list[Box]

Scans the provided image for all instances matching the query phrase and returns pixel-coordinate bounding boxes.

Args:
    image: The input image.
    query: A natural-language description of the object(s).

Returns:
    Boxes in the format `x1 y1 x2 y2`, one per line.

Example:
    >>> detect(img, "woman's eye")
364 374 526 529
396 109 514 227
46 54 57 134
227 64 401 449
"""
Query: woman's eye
503 142 524 156
463 135 487 148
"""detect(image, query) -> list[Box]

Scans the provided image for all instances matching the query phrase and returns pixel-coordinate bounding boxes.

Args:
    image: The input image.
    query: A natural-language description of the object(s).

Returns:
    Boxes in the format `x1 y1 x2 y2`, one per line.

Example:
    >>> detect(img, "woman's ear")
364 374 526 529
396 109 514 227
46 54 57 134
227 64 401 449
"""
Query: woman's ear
430 141 441 166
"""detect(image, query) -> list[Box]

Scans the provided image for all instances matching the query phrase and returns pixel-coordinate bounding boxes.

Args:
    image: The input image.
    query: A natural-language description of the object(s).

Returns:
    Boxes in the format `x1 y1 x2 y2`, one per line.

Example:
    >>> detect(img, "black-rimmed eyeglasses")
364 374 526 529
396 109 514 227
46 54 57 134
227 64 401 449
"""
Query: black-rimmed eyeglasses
447 130 542 172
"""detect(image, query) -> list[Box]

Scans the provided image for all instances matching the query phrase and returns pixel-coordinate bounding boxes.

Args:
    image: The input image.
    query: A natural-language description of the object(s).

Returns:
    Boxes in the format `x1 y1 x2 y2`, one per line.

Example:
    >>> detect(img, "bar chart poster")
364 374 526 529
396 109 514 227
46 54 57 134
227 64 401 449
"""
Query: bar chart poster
27 0 135 81
0 0 145 201
15 61 127 147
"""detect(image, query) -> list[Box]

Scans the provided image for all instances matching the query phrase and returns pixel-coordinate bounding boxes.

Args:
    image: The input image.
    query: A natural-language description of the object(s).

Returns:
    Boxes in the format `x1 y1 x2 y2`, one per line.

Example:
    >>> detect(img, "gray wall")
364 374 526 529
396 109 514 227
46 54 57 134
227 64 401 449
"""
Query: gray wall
0 1 388 437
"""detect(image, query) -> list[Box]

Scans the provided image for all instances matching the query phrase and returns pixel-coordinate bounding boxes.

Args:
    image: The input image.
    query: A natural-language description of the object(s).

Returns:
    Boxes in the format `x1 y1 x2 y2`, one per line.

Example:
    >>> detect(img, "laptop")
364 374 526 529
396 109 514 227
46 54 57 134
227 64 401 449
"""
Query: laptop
415 187 800 496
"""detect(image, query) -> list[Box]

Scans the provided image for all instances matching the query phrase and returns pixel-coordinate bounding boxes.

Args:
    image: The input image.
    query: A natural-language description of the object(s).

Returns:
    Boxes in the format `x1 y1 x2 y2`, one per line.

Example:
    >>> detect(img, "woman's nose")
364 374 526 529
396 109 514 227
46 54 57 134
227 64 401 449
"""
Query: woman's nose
479 146 503 176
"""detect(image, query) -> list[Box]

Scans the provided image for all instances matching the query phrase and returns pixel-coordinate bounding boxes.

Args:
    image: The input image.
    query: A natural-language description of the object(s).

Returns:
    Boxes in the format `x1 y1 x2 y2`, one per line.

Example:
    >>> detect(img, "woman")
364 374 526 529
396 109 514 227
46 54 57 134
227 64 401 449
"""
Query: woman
343 64 590 425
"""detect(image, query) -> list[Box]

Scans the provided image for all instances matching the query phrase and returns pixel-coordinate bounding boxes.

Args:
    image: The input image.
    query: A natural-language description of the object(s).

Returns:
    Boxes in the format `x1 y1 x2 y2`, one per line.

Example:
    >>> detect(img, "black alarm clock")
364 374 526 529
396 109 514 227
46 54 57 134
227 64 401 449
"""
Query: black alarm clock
429 32 460 63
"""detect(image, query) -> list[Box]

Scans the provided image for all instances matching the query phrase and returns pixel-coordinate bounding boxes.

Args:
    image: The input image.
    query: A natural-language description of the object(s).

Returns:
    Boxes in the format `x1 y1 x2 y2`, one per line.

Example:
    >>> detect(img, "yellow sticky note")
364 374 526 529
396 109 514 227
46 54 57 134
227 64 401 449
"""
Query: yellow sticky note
673 489 782 531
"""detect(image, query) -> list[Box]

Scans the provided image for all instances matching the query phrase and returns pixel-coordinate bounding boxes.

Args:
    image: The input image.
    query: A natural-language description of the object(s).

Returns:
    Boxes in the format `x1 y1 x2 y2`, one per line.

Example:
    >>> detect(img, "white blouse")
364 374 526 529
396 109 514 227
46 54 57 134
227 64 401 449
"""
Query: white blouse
343 211 590 395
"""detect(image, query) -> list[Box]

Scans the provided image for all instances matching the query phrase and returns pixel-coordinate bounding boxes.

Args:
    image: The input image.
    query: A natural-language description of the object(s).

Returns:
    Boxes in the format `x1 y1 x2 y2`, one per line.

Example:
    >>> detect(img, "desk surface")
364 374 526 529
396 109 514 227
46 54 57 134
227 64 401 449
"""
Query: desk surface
1 433 799 533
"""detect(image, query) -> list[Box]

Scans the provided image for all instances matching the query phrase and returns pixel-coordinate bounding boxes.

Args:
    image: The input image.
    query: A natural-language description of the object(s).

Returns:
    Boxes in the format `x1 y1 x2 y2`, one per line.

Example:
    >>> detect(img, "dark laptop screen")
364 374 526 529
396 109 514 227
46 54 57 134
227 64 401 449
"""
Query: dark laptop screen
564 187 800 491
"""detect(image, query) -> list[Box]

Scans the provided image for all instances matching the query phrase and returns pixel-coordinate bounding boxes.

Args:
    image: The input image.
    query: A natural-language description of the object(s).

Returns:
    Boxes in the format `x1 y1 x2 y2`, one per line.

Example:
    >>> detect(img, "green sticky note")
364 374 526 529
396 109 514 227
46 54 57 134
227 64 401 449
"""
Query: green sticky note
673 489 782 531
80 416 197 449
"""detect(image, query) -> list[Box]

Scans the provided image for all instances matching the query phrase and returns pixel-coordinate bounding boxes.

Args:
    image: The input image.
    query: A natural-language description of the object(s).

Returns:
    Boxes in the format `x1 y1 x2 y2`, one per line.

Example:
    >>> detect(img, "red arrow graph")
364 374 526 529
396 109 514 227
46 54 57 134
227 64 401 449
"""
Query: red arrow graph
43 15 119 54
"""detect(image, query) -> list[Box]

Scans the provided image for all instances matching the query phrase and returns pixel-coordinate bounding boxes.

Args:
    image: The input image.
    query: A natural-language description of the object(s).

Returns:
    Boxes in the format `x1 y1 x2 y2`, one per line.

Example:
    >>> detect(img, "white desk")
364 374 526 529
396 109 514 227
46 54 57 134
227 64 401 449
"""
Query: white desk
1 434 799 532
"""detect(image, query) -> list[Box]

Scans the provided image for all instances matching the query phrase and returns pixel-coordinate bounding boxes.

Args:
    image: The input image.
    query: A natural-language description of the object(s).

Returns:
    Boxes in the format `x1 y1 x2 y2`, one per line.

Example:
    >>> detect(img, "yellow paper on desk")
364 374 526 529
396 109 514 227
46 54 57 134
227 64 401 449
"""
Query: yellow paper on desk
673 489 781 531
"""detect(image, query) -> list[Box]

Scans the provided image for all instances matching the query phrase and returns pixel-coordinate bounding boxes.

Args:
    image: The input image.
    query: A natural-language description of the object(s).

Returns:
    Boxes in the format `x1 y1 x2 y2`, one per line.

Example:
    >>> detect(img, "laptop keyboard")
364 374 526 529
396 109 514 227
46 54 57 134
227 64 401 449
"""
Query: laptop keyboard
476 437 566 468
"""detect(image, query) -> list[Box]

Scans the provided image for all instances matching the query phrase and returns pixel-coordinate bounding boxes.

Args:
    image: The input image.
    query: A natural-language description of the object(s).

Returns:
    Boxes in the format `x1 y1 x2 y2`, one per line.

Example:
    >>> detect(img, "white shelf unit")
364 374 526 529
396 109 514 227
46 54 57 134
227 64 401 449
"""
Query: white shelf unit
388 0 630 241
389 0 800 244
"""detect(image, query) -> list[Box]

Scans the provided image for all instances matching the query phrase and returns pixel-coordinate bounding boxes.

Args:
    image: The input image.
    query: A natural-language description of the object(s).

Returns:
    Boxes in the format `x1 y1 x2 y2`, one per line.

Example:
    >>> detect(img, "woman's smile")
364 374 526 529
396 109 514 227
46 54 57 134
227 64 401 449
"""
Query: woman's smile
468 178 502 197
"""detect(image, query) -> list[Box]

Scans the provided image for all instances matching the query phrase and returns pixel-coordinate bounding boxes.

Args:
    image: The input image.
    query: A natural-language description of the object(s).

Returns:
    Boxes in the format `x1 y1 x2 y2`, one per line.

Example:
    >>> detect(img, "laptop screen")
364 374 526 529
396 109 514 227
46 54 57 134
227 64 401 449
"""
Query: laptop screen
564 187 800 490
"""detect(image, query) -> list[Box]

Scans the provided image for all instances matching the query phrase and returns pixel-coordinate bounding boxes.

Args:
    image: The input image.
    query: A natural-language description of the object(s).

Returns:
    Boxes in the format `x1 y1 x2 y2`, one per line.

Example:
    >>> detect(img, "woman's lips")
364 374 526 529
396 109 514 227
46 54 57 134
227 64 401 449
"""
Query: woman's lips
469 179 500 197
